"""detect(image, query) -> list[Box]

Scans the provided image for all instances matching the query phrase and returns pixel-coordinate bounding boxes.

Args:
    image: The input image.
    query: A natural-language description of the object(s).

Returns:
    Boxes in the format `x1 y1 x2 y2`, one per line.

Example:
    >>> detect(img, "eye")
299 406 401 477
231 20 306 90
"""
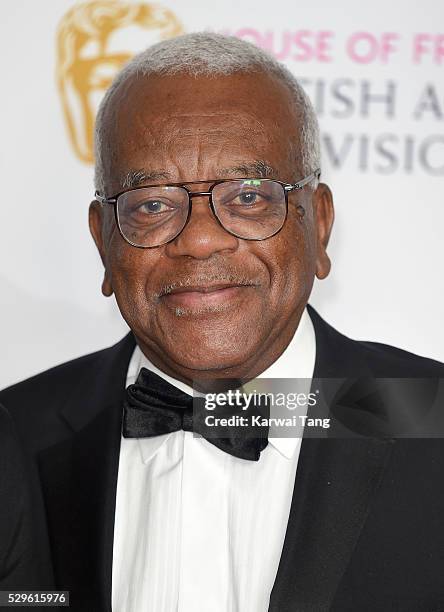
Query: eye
138 199 174 214
237 191 259 206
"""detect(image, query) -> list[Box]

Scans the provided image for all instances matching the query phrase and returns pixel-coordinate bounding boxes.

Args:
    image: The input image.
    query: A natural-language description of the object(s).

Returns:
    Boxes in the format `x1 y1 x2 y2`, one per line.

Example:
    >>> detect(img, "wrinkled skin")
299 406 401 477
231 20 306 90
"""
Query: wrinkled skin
89 70 334 385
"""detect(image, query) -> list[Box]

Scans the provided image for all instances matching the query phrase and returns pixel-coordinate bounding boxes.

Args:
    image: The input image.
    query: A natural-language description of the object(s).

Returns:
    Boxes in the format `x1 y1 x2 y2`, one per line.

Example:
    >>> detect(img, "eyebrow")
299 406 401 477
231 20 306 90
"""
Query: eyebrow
218 160 277 178
119 159 277 189
121 169 172 189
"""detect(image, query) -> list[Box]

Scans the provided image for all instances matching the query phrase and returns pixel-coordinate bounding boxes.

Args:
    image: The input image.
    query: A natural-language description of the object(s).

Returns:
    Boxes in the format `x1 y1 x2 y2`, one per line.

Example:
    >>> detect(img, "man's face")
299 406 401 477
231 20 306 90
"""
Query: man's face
90 71 333 381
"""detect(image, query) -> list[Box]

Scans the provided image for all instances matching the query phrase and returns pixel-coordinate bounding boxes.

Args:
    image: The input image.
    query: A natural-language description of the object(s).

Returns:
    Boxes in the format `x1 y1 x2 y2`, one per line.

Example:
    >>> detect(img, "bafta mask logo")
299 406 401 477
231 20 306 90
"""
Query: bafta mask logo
56 1 183 163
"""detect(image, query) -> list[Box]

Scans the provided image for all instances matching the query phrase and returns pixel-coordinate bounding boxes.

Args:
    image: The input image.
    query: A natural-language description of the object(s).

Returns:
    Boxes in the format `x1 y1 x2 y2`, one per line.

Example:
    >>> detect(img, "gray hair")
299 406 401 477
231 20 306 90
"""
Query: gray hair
94 32 320 193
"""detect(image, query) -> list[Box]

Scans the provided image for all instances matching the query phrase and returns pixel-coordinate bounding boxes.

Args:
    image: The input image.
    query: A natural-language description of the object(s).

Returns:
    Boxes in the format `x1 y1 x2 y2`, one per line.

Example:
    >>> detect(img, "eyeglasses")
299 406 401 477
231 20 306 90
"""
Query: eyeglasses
94 169 321 248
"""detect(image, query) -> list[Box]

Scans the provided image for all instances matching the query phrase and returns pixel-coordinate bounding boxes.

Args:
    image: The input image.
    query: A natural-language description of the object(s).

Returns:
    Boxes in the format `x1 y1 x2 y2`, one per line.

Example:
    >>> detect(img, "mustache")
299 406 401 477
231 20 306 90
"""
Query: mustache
154 269 263 298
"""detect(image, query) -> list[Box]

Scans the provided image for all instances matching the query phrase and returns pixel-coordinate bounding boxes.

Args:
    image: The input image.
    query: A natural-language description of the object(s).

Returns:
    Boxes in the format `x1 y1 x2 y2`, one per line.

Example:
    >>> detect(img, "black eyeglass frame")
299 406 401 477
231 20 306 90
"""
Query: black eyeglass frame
94 168 321 248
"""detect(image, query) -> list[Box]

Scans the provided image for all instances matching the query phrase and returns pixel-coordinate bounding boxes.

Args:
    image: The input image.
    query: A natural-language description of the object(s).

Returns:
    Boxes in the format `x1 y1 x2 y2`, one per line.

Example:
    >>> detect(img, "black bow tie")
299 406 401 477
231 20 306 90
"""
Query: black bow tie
122 367 268 461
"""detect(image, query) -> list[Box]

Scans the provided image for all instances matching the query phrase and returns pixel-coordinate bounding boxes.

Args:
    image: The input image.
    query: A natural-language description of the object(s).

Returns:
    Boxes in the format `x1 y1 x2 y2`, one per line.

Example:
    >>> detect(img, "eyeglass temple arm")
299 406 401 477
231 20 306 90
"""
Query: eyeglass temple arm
94 191 116 205
285 168 321 192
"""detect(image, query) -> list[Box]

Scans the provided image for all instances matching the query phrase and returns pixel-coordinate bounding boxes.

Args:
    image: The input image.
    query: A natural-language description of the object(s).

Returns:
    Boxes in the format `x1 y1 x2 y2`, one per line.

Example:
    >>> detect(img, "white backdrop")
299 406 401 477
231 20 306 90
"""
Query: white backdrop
1 0 443 389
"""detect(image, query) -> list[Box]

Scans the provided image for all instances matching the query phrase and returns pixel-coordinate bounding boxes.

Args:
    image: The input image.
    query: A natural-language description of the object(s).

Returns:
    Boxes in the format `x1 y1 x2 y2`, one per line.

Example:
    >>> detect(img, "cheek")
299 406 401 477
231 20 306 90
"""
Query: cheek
106 239 160 324
262 211 315 309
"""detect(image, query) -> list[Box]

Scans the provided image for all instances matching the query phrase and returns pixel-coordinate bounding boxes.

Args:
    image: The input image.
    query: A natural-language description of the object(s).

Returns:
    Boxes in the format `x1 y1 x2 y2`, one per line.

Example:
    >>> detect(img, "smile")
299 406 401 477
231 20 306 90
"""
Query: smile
160 284 254 309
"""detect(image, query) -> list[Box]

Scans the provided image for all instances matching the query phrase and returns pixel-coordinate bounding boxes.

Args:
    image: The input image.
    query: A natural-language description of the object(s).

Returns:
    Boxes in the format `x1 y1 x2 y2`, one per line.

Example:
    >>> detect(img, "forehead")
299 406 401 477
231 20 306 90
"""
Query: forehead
104 70 302 185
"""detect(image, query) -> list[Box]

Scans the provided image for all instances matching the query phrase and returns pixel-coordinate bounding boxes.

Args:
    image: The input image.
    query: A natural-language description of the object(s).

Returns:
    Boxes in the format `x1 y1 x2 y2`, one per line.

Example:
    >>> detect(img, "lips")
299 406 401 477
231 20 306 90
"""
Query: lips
160 283 254 309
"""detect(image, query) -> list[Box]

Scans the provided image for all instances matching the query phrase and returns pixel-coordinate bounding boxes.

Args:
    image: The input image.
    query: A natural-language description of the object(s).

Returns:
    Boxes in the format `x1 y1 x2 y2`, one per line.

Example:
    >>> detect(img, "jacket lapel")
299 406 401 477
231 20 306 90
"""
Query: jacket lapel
37 333 135 612
269 306 394 611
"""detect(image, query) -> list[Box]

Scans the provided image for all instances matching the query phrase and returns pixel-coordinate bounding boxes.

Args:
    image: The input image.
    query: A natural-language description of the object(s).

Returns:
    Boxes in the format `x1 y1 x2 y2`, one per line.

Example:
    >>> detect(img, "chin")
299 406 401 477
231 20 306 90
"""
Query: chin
133 304 268 374
163 331 259 375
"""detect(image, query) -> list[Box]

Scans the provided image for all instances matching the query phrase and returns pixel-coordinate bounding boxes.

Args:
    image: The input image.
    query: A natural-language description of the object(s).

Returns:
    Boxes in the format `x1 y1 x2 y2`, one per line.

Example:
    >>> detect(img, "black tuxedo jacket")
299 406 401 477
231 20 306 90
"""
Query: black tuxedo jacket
0 404 51 596
1 305 444 612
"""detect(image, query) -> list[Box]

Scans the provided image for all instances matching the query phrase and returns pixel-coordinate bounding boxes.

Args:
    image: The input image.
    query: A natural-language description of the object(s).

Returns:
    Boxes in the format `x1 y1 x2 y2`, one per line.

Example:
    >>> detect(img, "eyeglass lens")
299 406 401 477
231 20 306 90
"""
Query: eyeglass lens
116 179 287 247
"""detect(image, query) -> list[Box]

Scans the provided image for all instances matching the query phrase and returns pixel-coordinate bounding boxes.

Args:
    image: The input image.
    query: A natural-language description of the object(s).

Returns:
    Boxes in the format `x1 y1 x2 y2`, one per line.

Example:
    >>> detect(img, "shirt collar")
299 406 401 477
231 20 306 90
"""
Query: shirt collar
126 307 316 462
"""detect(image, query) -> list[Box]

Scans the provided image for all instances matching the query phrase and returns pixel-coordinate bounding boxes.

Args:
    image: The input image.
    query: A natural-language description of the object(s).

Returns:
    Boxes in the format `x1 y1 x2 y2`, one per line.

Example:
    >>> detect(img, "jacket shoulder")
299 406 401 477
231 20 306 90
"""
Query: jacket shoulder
0 334 135 453
307 304 444 377
355 339 444 377
0 334 135 414
1 347 109 405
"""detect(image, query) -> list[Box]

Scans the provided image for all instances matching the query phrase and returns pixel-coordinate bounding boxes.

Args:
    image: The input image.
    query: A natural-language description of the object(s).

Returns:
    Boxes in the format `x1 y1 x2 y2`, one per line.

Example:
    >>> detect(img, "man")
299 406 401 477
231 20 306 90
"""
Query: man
1 32 444 611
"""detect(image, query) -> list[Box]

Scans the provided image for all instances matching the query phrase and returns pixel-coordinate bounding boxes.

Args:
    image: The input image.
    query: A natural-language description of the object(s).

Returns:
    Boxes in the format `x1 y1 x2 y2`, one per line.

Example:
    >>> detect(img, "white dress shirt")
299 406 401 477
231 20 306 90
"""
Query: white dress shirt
112 308 316 612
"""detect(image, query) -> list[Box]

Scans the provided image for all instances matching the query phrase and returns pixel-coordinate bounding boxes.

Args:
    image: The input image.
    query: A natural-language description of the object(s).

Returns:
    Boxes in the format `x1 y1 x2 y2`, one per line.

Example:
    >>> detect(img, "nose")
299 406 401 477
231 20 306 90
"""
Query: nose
165 193 239 260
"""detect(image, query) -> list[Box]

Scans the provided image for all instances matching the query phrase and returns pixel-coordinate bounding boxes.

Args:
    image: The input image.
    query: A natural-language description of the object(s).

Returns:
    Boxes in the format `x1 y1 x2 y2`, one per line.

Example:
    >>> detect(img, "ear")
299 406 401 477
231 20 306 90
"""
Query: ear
88 201 114 297
313 183 334 280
